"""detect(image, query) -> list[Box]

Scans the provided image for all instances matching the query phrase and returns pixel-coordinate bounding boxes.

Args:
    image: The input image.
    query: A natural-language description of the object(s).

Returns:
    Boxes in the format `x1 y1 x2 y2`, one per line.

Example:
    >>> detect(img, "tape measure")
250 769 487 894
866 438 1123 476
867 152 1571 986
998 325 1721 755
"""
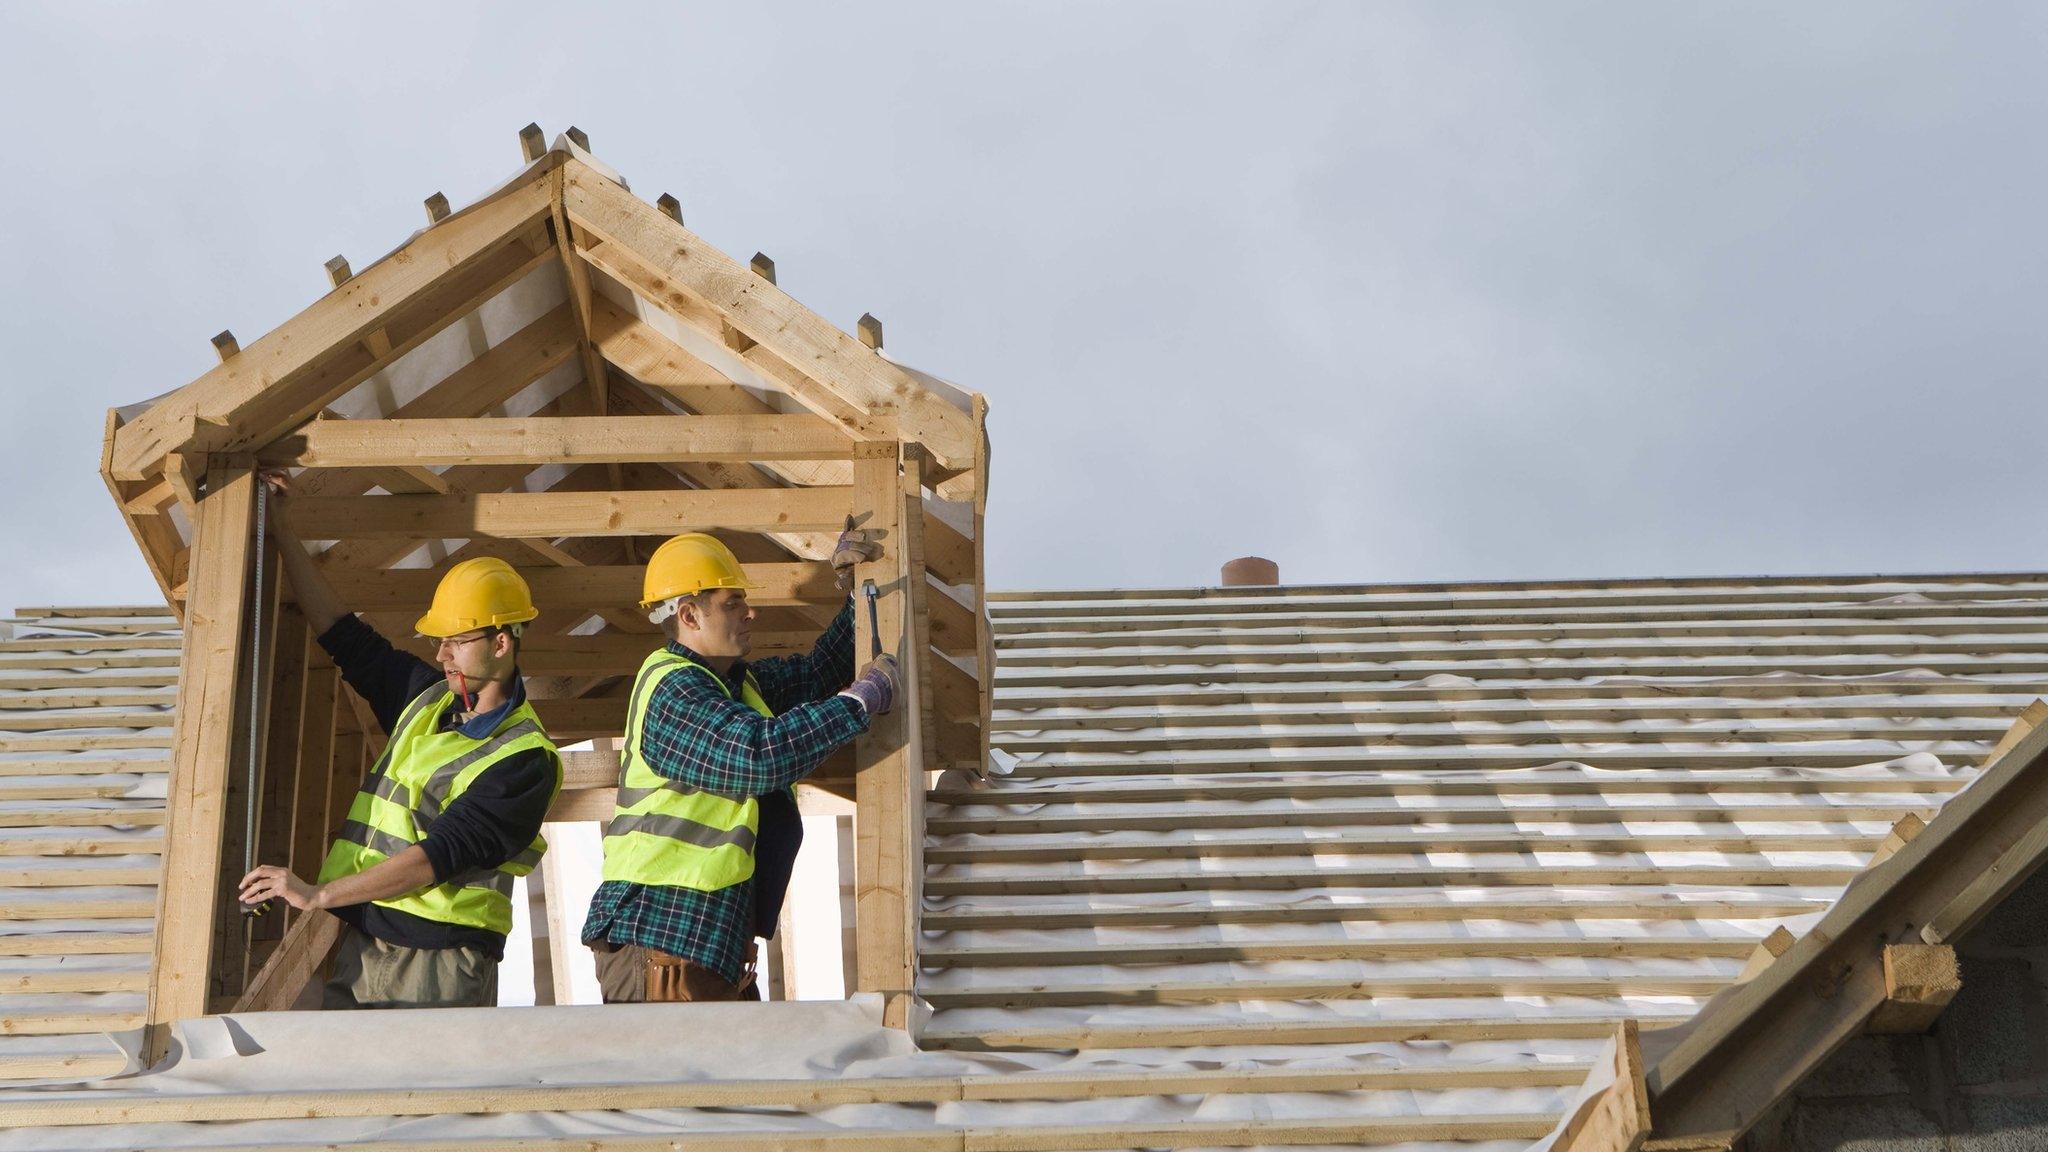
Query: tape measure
239 479 275 920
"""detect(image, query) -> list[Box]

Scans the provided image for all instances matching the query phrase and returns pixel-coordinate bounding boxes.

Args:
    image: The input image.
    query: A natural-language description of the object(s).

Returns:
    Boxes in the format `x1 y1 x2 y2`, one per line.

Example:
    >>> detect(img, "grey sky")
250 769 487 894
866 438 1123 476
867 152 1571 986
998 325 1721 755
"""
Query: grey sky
2 2 2043 611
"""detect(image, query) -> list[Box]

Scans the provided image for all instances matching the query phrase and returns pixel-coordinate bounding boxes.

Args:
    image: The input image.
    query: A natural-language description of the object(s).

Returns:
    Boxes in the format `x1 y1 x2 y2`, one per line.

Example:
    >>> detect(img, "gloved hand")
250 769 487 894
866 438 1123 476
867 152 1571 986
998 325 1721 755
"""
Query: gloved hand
832 529 882 591
840 654 900 716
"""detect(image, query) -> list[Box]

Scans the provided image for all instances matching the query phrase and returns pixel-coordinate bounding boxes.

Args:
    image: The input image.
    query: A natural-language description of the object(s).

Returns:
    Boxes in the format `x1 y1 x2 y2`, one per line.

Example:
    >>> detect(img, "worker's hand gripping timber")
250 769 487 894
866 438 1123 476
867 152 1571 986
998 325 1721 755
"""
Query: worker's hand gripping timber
832 527 882 592
842 654 901 717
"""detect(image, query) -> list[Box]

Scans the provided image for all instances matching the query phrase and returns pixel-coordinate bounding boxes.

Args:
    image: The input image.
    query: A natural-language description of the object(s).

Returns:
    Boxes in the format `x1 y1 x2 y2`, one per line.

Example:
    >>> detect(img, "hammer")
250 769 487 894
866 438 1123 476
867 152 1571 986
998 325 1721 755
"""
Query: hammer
861 579 882 660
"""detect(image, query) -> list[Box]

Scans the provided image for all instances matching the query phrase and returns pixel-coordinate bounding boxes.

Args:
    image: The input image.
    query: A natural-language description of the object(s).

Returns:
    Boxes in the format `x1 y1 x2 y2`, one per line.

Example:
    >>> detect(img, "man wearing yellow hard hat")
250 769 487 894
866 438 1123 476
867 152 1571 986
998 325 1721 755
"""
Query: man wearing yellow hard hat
237 477 563 1009
582 529 897 1002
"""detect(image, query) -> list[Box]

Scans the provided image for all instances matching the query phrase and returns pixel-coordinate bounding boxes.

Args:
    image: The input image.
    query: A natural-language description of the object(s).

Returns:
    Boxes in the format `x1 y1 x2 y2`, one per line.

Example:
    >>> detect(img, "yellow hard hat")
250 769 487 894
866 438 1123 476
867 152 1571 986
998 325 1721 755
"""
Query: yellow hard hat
642 533 755 607
414 557 540 638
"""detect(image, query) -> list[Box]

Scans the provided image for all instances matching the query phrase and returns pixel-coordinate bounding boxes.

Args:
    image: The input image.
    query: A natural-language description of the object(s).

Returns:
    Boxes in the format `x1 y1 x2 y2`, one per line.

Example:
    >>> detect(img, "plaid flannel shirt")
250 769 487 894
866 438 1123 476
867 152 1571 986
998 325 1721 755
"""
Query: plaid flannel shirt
581 601 867 984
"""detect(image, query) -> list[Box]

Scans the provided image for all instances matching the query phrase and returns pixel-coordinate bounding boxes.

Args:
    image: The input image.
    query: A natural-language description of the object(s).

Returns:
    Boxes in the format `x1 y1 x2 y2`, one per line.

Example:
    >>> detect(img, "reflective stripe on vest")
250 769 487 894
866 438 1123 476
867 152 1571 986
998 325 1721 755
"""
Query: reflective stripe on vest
601 649 769 891
317 682 563 935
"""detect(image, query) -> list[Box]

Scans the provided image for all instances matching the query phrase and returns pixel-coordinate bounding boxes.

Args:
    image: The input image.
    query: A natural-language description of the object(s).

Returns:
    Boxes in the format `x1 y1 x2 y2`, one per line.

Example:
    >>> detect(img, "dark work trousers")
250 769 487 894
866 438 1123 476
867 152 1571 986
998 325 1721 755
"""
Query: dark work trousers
750 787 803 941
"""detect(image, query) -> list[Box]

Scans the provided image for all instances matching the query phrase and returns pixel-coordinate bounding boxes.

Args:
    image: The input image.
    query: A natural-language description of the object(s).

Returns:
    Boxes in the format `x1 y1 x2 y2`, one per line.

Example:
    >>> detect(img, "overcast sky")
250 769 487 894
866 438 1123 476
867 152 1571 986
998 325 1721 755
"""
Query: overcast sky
2 2 2043 611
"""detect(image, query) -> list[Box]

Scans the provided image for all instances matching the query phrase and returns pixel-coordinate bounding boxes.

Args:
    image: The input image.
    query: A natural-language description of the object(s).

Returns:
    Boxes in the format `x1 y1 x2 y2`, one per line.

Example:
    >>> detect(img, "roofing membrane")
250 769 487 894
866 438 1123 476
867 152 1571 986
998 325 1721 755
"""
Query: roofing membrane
0 572 2041 1147
0 607 177 1083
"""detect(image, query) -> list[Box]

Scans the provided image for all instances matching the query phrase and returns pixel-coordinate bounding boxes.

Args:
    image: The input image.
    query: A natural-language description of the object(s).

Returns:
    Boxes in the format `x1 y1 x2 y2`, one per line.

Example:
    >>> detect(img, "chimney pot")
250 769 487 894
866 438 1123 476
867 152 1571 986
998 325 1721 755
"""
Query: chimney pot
1221 556 1280 587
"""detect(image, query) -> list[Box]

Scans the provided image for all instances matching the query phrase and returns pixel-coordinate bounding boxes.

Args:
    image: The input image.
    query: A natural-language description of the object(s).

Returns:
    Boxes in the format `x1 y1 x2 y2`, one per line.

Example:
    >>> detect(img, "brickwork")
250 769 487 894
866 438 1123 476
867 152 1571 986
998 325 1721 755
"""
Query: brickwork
1741 865 2048 1151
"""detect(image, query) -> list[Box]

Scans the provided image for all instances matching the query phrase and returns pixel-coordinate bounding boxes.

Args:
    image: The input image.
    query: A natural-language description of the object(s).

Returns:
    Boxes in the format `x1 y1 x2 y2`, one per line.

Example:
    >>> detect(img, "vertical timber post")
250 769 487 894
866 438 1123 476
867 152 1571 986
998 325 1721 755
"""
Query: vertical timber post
541 845 577 1006
901 448 939 779
143 466 259 1064
852 442 922 1028
969 394 993 769
836 814 859 997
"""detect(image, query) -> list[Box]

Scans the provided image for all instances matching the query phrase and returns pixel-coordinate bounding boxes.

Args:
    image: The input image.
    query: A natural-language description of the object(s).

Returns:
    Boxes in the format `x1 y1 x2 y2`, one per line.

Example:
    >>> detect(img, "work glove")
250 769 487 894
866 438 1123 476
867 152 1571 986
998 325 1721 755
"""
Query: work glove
832 529 882 591
840 654 900 717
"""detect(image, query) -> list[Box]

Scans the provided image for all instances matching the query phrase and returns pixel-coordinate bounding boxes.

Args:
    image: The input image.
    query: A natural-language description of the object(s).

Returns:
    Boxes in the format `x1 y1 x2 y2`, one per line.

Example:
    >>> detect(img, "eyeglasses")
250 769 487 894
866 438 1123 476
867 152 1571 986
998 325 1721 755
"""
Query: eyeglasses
434 632 493 656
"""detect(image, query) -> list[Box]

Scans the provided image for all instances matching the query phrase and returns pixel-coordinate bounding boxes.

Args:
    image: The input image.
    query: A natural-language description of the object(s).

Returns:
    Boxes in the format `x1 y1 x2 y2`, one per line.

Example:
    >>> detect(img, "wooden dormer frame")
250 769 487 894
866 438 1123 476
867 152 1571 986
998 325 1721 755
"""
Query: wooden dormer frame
101 132 989 1061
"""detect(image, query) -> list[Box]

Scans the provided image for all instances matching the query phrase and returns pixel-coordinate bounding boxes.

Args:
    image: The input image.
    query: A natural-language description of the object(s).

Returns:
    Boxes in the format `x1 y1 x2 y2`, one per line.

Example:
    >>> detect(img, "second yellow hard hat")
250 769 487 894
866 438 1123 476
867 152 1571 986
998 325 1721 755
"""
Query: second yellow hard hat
642 533 755 606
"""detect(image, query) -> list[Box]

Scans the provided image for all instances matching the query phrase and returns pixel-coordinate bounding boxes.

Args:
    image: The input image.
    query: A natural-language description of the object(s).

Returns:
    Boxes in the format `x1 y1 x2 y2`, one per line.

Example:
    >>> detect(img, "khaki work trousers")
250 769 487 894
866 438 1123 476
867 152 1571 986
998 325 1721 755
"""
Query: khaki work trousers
591 941 754 1003
322 925 497 1009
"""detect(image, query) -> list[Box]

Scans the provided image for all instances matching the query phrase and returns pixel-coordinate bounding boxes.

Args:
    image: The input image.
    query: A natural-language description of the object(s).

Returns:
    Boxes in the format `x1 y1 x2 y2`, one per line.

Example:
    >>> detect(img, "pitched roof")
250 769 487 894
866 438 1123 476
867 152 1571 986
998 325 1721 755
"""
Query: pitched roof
4 573 2046 1149
0 606 177 1081
923 575 2036 1063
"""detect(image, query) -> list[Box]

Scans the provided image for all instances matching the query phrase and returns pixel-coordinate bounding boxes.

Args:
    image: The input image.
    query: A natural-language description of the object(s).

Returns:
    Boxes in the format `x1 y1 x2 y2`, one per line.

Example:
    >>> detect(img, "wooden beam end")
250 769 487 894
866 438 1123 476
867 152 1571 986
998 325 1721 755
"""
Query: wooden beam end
1737 926 1798 983
210 330 239 361
719 321 753 354
1551 1019 1652 1152
750 252 777 284
1872 813 1927 866
1981 700 2048 769
566 125 590 151
424 192 451 224
857 313 884 350
656 193 683 225
519 122 547 163
1867 943 1961 1034
323 255 352 288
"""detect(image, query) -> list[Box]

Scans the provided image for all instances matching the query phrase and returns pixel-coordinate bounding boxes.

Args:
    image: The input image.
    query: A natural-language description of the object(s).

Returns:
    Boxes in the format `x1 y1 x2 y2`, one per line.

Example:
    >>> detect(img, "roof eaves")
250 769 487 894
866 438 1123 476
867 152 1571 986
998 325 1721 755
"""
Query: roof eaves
1637 701 2048 1148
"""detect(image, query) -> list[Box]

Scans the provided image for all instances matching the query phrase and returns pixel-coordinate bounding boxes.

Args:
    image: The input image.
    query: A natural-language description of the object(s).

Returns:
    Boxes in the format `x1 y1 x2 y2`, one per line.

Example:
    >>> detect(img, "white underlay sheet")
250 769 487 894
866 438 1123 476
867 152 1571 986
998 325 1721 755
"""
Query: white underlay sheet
0 615 175 1071
0 998 1586 1149
1525 1028 1624 1152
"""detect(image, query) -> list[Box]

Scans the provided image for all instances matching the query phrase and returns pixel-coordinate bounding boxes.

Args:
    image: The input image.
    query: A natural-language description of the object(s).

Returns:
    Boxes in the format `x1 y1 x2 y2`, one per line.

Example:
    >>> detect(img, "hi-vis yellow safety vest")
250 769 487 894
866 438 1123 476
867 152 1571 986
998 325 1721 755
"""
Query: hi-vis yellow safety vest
318 683 561 935
602 649 769 891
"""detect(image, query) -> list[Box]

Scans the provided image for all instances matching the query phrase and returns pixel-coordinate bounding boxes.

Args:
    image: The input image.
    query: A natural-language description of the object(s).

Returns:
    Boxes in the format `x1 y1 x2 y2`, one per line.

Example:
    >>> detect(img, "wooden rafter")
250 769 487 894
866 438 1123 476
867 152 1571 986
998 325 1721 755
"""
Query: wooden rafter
582 237 879 438
543 162 638 549
107 161 564 481
590 293 856 488
547 167 613 425
561 161 979 470
255 301 583 512
99 411 181 612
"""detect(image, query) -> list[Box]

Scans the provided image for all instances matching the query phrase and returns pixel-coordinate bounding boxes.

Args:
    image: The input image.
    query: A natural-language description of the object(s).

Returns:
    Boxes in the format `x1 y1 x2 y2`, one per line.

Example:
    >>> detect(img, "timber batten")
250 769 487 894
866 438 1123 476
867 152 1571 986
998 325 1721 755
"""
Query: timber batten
0 606 176 1081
